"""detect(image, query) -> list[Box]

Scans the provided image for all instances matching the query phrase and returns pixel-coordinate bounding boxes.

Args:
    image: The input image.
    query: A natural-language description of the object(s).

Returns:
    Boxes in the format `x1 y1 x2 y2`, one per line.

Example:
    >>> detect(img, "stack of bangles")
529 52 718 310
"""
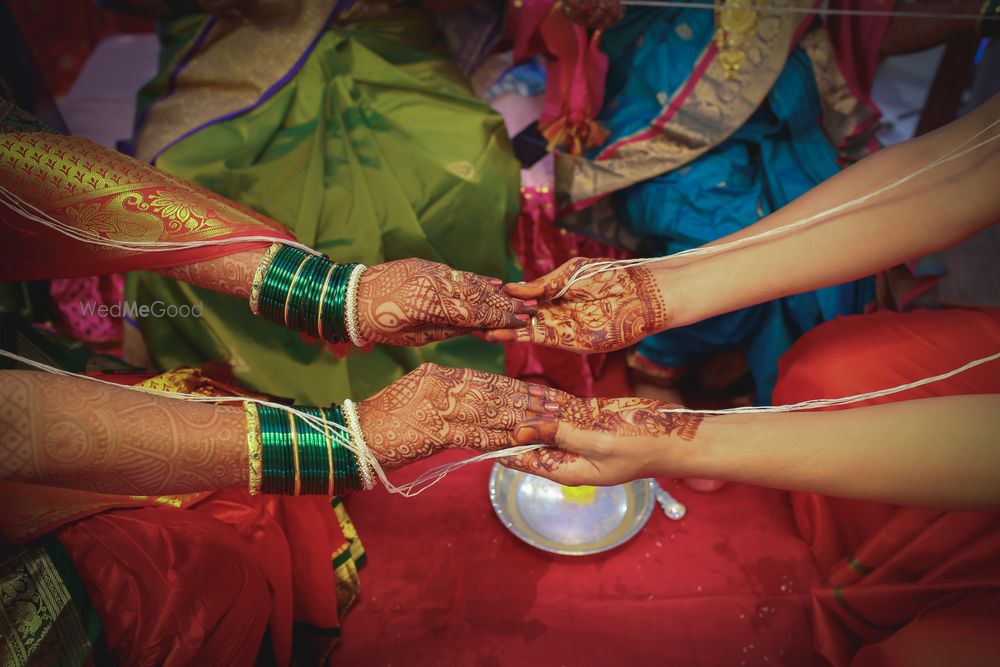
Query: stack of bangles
243 400 375 496
249 243 367 347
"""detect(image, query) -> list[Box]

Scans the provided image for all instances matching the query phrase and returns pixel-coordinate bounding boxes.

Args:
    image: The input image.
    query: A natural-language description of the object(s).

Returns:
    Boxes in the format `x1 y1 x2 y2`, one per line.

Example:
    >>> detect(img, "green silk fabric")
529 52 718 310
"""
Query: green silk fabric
129 10 520 404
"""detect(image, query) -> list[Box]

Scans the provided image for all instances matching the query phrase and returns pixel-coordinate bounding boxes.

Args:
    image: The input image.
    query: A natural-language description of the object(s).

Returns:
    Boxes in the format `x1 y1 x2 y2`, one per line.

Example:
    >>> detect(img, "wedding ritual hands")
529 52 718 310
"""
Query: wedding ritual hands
483 257 671 353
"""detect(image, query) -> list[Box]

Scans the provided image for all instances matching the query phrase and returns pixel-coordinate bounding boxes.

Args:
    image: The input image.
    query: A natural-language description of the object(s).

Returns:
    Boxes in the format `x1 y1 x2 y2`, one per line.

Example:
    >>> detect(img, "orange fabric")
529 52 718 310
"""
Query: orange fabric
773 308 1000 667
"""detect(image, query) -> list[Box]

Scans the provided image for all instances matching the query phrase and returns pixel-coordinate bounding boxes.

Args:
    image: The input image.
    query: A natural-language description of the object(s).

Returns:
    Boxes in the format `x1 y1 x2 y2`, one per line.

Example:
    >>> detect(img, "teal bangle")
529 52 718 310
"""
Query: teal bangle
254 245 359 344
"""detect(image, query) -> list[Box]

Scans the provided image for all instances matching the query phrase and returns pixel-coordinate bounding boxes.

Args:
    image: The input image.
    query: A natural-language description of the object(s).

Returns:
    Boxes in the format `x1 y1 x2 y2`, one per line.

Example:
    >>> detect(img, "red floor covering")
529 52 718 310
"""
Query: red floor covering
334 461 824 666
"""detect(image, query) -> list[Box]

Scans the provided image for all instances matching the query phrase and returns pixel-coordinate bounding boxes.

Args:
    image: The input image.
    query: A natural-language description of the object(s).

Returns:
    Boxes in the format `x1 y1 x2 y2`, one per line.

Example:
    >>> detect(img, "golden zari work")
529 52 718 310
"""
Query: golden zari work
715 0 759 79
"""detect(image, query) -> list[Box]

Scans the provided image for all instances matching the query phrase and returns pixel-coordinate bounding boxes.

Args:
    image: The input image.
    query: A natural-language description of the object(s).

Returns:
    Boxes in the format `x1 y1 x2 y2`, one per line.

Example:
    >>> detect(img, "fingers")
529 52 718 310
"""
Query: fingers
484 324 566 349
498 447 585 485
502 258 596 301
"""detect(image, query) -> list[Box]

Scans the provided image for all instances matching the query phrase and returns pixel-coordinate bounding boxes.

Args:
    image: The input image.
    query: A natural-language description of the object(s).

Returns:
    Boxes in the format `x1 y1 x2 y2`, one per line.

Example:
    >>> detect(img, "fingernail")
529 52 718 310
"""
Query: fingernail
544 401 561 413
515 426 539 442
516 313 531 321
488 278 503 285
528 386 546 397
523 299 538 307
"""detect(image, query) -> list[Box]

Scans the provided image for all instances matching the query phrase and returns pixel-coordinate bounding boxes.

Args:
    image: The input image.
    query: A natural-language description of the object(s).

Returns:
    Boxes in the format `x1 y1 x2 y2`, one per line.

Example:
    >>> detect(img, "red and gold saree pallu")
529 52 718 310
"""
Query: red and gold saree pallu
773 308 1000 667
0 100 294 282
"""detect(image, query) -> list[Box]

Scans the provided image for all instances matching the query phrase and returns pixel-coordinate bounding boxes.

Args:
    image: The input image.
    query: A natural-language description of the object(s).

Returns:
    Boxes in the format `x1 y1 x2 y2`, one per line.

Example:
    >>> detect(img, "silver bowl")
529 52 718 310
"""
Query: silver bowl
489 463 656 556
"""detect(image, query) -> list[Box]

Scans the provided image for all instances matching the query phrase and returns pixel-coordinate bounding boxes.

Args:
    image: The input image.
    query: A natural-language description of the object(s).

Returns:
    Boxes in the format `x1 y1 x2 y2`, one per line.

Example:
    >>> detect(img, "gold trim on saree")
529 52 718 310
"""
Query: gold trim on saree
798 26 881 163
133 0 340 164
0 132 288 263
0 546 91 667
555 0 814 210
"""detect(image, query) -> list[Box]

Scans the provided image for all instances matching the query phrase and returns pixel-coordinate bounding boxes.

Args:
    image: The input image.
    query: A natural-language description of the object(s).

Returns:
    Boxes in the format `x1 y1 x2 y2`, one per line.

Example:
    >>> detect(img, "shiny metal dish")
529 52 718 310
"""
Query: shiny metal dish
489 463 656 556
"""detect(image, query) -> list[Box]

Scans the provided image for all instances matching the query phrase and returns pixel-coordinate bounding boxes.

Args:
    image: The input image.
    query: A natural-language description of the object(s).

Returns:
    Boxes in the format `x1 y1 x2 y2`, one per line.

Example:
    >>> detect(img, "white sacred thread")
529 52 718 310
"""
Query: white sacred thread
3 348 998 493
552 117 1000 298
0 184 321 257
659 352 1000 416
0 349 541 497
621 0 1000 22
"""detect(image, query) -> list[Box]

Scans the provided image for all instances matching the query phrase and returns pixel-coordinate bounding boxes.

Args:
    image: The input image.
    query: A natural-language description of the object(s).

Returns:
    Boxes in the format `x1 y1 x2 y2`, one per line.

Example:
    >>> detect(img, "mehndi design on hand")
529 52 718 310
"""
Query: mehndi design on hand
357 259 536 346
356 364 560 469
491 258 668 353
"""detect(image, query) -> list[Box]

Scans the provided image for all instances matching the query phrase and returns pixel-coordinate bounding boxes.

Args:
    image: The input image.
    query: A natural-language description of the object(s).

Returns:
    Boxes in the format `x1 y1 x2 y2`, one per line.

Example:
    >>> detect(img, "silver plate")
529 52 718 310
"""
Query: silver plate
489 463 656 556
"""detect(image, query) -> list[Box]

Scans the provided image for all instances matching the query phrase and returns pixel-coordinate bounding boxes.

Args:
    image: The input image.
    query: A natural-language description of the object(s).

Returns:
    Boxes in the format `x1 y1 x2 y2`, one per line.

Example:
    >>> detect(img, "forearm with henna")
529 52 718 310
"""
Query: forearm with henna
155 247 266 300
0 372 247 495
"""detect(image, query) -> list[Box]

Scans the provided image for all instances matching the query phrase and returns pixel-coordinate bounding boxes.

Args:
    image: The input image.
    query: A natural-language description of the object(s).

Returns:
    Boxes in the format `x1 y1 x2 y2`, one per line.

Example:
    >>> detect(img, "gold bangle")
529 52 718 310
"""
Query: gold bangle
282 254 311 328
243 402 263 495
342 399 375 490
316 261 337 341
345 264 368 347
287 411 302 496
249 243 282 316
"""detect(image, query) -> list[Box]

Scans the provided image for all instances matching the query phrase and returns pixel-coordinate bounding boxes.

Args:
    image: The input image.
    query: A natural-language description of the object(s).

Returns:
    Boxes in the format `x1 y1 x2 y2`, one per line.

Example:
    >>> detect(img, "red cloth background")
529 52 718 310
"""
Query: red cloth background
334 354 825 666
335 466 822 665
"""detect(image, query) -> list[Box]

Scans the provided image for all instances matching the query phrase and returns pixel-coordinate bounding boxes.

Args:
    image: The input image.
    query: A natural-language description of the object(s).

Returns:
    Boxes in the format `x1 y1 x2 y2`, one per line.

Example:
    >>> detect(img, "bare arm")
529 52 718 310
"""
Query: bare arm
503 394 1000 510
661 93 1000 329
0 371 247 496
498 95 1000 351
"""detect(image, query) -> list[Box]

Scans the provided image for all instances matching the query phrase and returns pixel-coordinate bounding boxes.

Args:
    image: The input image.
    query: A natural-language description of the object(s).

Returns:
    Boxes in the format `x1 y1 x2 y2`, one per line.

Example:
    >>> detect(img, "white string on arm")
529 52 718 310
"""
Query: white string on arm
0 349 542 497
0 184 321 257
552 117 1000 299
659 351 1000 416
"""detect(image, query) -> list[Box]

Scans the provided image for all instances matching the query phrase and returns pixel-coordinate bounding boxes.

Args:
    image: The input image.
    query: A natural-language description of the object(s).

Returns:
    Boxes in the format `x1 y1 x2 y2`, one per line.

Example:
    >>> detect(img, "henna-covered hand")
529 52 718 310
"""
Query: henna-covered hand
560 0 624 30
487 258 668 353
357 259 536 346
356 363 562 469
500 396 704 486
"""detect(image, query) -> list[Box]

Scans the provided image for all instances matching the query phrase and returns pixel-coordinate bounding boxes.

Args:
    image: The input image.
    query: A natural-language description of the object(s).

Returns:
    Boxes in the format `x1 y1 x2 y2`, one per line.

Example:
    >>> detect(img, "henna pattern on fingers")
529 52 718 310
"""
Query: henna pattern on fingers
357 364 547 469
520 258 668 353
558 397 704 441
357 259 528 345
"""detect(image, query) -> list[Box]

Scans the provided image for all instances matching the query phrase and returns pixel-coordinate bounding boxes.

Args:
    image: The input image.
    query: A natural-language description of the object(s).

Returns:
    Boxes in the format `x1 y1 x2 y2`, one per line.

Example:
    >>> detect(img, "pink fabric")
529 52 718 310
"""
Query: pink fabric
49 274 125 344
508 0 609 155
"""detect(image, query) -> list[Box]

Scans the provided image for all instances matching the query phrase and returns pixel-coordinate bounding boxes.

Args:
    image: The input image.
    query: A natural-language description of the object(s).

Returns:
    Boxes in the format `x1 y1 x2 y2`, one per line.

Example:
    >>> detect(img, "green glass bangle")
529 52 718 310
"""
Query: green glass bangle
254 245 360 345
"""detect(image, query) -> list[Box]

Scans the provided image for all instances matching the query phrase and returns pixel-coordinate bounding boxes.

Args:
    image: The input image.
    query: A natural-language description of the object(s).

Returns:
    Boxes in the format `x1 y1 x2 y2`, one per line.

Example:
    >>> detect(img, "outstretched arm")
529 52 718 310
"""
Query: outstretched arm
502 394 1000 510
0 366 558 496
495 93 1000 350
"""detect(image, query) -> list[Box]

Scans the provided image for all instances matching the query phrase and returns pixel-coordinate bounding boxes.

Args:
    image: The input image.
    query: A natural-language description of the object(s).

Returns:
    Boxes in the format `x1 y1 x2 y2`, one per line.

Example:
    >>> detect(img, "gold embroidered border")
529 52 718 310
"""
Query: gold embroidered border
555 0 813 208
134 0 339 163
0 546 91 667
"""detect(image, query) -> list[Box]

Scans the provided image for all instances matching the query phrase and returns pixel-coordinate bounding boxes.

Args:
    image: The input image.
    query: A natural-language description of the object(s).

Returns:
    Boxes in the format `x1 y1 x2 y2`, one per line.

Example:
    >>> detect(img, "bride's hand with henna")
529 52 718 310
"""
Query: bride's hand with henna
484 258 670 353
356 259 537 346
499 396 706 486
356 363 563 469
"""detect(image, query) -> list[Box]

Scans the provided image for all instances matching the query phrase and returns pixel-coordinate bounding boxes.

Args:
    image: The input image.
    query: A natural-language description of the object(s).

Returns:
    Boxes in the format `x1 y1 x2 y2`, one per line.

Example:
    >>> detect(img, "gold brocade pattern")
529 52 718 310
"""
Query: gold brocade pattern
0 132 285 249
134 0 340 163
330 497 366 615
0 546 92 667
798 26 881 163
556 0 812 209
